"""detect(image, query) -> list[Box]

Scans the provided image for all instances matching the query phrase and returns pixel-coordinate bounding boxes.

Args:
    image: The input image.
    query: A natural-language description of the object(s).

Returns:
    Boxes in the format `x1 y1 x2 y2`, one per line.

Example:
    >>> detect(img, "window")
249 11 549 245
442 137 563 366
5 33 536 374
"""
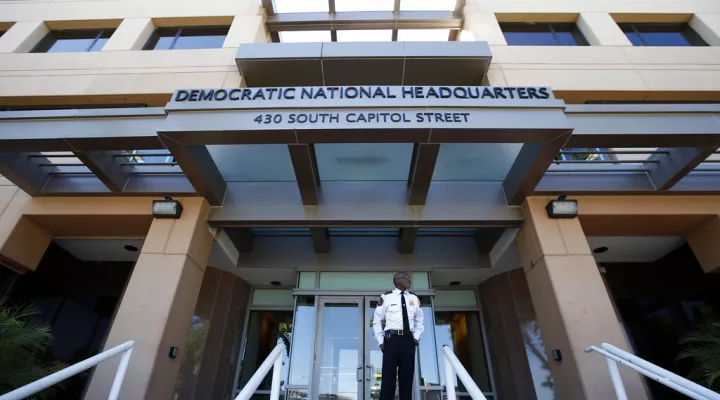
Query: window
501 22 589 46
555 148 611 161
30 29 114 53
619 23 708 46
143 26 229 50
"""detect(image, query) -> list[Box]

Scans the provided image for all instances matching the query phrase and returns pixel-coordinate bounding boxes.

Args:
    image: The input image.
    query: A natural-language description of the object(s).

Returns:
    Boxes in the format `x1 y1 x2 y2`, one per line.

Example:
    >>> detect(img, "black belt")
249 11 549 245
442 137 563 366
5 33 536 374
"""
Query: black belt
385 329 411 337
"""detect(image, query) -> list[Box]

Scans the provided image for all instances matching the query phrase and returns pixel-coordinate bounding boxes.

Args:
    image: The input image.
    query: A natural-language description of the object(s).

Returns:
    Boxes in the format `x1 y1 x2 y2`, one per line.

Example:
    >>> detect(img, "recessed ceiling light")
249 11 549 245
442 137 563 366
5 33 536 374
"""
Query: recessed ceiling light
593 246 609 254
270 281 281 286
449 281 461 286
124 245 139 252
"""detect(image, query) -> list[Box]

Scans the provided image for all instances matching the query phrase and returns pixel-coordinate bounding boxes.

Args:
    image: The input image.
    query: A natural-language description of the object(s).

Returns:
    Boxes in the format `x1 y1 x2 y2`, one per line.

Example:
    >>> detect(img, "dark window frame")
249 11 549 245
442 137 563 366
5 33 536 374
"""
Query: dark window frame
30 29 115 53
143 26 230 50
618 23 708 46
500 22 590 46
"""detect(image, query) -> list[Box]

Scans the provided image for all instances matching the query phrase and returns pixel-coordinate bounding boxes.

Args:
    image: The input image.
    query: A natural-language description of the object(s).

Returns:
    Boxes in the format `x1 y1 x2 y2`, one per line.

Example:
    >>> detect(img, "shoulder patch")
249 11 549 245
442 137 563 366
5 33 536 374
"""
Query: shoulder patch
378 296 384 306
384 291 393 295
408 291 417 296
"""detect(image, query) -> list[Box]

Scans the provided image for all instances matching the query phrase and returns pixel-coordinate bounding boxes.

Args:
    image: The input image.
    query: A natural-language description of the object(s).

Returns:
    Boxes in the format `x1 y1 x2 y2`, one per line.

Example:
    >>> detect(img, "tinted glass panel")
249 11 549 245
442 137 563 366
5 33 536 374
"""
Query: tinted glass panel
88 37 109 51
502 23 586 46
47 38 96 52
144 26 228 50
554 31 580 46
33 29 115 53
620 24 708 46
152 36 176 50
624 31 644 46
503 31 557 46
173 27 228 49
640 31 691 46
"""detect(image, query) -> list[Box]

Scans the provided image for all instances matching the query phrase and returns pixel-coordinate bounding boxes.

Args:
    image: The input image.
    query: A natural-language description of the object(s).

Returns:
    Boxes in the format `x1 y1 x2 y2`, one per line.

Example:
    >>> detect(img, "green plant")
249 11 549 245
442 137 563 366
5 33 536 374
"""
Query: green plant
0 298 61 399
677 320 720 390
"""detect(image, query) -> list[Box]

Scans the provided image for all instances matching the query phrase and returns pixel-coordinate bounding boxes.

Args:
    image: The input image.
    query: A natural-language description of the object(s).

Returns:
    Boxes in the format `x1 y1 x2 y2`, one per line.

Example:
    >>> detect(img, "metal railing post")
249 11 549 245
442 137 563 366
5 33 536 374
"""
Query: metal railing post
442 345 487 400
444 355 457 400
270 352 283 400
234 343 285 400
108 345 134 400
605 357 628 400
0 341 135 400
586 343 720 400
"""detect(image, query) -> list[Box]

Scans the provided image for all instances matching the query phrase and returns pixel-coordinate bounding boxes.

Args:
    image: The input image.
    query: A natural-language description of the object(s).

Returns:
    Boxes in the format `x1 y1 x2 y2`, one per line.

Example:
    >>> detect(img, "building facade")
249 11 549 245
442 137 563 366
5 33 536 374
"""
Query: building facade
0 0 719 399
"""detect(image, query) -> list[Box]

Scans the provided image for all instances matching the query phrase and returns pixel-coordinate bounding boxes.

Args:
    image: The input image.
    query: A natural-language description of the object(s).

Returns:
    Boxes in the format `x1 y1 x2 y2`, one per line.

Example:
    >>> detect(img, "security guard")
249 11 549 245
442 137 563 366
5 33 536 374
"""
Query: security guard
372 272 424 400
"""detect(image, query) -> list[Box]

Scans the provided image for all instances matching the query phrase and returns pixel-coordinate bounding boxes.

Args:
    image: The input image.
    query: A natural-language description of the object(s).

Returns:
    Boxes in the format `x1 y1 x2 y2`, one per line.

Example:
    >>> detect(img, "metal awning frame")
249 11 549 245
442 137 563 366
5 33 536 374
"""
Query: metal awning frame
0 104 719 212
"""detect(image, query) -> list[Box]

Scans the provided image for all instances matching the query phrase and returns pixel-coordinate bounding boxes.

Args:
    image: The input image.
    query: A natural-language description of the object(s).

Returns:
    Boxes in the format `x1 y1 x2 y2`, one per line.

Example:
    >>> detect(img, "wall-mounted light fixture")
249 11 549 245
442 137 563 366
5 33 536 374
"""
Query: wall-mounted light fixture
545 195 578 219
152 196 183 219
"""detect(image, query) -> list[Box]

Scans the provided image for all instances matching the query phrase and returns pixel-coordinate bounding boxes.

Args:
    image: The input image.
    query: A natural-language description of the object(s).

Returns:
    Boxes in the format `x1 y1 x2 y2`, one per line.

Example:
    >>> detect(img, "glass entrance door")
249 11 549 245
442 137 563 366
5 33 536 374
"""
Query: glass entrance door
314 297 364 400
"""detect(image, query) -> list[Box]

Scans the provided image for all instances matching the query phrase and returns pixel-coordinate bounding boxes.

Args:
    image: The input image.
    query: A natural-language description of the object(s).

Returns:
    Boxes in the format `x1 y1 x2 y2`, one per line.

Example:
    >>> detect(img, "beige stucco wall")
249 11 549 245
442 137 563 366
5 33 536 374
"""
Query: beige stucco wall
0 0 718 104
0 0 264 106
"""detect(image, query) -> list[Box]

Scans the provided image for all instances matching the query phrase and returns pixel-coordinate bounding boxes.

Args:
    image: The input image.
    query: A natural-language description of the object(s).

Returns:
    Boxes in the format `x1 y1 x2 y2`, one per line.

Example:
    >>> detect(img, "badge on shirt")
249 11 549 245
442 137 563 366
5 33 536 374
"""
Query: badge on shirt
378 297 384 306
410 300 414 306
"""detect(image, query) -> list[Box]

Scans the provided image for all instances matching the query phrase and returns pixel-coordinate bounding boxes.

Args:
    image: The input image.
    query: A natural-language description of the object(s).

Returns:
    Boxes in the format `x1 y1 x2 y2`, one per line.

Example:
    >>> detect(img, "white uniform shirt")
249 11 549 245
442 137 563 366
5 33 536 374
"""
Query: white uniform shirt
372 289 424 345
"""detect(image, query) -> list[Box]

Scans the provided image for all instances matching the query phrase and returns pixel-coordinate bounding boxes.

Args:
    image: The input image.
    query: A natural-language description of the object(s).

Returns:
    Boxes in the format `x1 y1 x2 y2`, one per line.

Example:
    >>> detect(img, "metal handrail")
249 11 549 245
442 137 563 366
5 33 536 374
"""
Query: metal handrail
0 341 134 400
586 342 720 400
234 342 285 400
442 345 487 400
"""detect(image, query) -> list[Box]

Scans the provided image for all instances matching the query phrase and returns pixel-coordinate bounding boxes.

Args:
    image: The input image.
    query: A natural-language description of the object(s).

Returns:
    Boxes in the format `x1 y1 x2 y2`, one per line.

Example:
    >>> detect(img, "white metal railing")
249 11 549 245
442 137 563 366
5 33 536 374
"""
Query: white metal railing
0 341 134 400
586 342 720 400
234 342 285 400
442 345 487 400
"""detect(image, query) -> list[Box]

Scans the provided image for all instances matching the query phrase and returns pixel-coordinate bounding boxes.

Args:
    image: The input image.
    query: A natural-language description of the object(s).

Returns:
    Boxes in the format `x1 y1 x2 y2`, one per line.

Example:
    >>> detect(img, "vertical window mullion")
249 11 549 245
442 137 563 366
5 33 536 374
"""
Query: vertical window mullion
86 30 102 52
631 24 648 46
548 24 561 45
169 28 182 50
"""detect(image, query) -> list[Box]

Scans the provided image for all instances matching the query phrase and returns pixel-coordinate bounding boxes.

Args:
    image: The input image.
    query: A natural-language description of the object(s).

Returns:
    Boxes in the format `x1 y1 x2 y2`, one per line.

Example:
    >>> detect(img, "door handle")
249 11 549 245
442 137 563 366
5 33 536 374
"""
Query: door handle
357 367 363 382
366 365 372 381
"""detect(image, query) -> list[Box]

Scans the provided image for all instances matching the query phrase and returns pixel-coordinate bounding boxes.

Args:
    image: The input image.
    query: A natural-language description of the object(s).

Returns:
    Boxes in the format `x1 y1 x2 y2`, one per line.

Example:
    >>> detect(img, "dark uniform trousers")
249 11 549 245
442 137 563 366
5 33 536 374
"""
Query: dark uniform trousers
380 333 415 400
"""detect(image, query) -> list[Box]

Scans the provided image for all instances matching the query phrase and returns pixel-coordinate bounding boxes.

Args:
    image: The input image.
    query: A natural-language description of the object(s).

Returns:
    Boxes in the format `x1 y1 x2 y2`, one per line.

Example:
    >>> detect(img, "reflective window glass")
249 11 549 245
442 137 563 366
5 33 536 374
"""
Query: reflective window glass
32 29 115 53
144 26 229 50
174 27 228 49
236 311 294 394
434 311 492 393
288 296 316 385
501 23 588 46
624 31 644 46
619 23 708 46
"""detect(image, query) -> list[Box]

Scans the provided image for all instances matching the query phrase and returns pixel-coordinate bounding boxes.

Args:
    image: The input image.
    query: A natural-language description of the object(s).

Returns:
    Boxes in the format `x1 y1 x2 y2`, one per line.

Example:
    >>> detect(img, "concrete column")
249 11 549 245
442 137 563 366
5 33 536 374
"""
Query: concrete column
85 198 214 400
516 197 648 400
577 13 632 46
0 188 52 273
690 14 720 46
223 15 268 48
0 21 49 53
102 18 155 51
463 11 507 45
686 215 720 273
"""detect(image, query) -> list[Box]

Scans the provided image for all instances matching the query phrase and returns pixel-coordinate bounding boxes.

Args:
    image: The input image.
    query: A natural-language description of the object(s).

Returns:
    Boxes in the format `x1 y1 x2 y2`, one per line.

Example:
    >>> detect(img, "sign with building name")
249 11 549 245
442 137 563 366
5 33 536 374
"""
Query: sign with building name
171 85 553 103
164 86 563 129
